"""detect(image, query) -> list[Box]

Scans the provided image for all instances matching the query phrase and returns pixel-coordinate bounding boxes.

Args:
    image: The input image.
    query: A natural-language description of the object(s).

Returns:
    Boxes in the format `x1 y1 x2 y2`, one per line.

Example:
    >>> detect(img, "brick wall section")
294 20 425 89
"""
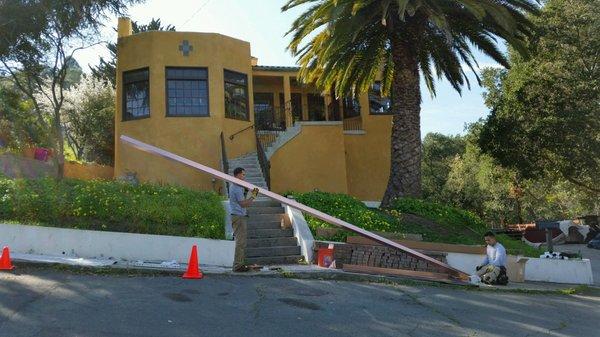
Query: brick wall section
314 241 447 274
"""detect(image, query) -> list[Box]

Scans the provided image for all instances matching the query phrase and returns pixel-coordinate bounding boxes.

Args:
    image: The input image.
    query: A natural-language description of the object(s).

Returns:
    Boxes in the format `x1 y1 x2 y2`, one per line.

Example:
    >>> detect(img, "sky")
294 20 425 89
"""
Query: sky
74 0 503 137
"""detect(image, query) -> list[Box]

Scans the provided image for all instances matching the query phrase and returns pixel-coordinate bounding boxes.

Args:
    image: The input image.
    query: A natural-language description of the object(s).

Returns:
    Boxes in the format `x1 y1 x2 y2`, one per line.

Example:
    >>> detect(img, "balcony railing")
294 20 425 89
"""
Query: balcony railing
343 116 363 131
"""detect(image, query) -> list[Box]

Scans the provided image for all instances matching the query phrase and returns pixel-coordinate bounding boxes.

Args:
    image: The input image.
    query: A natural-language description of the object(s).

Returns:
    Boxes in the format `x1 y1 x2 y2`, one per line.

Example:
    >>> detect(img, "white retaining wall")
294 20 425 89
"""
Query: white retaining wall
0 223 235 267
525 258 594 284
446 252 594 285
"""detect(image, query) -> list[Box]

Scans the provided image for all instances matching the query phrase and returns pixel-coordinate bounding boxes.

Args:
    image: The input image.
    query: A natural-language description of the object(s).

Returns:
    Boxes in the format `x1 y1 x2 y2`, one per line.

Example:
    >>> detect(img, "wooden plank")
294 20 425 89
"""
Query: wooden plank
346 236 486 255
119 135 470 280
342 264 451 281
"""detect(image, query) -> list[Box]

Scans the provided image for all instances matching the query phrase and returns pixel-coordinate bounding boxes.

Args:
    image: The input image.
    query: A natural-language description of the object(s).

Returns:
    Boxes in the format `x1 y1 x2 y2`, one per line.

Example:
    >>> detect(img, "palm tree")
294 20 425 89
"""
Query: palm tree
283 0 539 207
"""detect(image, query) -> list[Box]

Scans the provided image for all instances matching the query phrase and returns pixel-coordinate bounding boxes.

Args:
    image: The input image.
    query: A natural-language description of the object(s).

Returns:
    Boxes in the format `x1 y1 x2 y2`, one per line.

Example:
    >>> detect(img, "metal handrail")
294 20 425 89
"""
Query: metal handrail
255 132 271 190
219 132 229 195
229 124 254 140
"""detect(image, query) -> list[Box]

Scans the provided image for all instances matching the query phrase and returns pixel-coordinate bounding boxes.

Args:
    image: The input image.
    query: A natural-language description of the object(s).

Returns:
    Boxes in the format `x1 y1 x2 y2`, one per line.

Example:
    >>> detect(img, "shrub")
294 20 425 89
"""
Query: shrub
390 198 542 256
288 191 541 257
0 176 225 239
289 191 398 241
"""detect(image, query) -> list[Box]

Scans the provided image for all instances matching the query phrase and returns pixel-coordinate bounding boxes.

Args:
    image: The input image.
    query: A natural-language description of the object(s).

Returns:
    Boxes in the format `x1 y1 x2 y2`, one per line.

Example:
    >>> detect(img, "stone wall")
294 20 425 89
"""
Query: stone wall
314 241 447 274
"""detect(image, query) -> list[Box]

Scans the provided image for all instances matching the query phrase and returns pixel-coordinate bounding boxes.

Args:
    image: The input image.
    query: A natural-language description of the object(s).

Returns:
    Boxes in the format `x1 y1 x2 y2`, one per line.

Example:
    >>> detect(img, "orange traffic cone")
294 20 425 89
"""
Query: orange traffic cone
182 245 203 279
0 246 15 271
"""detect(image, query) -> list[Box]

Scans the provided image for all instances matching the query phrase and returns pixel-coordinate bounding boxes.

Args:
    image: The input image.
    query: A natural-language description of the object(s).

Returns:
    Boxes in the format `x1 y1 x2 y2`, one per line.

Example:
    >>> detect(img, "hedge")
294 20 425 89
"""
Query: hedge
290 191 542 257
0 176 225 239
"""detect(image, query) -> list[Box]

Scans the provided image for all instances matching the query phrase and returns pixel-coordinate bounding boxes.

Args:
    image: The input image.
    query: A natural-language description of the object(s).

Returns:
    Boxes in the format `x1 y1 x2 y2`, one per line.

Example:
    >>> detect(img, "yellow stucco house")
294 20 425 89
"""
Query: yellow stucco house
115 18 393 202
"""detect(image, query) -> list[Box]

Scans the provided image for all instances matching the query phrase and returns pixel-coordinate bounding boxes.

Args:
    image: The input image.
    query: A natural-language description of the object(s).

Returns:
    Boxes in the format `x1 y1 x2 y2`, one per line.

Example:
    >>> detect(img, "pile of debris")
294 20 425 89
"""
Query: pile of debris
504 215 599 249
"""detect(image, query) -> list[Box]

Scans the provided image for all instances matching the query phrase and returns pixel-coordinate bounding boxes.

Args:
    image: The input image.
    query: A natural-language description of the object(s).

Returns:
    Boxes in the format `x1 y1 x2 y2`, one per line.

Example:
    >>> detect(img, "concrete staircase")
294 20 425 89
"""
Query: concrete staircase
228 152 268 189
228 153 303 265
260 124 301 160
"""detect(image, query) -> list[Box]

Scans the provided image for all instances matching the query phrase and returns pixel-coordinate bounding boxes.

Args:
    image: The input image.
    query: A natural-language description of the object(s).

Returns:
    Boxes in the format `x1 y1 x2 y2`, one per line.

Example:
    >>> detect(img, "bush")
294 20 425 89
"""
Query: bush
0 176 225 239
289 191 541 257
289 191 398 241
390 198 542 256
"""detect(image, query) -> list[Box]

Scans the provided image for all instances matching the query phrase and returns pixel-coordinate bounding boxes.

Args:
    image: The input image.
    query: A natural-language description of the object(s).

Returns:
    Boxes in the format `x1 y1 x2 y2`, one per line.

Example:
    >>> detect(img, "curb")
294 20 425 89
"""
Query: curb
4 260 597 296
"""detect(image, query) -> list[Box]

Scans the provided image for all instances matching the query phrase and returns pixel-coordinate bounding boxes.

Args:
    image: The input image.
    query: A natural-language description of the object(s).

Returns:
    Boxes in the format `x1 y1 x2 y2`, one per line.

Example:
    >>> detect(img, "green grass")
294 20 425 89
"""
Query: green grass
0 175 225 239
290 191 542 257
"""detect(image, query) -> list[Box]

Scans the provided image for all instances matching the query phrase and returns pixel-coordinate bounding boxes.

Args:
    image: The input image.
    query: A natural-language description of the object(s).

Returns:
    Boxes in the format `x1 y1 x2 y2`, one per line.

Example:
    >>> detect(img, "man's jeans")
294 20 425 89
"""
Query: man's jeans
232 215 248 270
476 264 501 284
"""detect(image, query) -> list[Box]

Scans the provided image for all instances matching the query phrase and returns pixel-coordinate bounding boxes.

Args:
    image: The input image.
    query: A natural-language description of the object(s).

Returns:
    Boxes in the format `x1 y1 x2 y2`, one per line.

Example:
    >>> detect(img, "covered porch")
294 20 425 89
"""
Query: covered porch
251 66 363 132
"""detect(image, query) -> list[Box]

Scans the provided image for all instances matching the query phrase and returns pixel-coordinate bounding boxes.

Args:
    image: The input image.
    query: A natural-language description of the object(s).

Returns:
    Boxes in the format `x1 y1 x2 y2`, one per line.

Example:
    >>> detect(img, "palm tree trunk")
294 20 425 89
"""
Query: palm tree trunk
381 31 422 208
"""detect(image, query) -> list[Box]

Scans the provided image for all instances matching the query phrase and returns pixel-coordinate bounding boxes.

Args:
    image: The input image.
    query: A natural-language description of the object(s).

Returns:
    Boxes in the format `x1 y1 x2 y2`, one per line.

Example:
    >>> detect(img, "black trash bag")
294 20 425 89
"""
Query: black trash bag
483 266 509 286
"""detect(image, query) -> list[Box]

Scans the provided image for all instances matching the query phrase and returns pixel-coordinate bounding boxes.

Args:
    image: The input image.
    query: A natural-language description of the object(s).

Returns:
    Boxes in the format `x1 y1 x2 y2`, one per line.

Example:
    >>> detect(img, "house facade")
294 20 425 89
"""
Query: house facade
114 18 393 201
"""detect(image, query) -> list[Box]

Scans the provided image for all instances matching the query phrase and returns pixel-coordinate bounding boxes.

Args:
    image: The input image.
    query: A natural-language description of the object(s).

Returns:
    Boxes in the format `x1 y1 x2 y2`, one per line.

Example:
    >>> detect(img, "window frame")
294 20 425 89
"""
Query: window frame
369 81 393 115
122 67 151 121
223 69 249 121
164 66 210 118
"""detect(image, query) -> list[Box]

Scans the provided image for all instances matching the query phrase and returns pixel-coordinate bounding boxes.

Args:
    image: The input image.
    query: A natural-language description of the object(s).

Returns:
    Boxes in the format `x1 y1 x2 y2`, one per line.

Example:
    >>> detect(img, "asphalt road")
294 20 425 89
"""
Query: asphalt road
1 267 599 337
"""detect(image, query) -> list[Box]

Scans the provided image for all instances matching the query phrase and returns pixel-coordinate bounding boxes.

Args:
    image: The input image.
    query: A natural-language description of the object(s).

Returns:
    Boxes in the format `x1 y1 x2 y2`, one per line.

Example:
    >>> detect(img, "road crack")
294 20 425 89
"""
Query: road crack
251 284 266 322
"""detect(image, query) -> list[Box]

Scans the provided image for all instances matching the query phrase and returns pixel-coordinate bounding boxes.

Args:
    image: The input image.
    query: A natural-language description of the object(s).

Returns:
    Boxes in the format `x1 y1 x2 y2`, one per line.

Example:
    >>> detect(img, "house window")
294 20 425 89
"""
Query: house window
307 93 325 121
166 67 209 117
224 70 248 120
123 68 150 120
343 96 361 118
369 81 392 114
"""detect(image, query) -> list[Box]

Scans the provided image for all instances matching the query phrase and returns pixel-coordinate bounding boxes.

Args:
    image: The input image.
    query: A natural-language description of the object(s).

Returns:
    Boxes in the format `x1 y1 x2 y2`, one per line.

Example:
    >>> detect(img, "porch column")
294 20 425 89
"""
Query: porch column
283 75 292 126
324 94 331 121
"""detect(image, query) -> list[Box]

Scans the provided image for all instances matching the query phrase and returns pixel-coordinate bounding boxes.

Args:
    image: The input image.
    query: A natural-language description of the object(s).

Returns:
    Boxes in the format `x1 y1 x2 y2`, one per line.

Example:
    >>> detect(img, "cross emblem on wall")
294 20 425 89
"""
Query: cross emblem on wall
179 40 193 56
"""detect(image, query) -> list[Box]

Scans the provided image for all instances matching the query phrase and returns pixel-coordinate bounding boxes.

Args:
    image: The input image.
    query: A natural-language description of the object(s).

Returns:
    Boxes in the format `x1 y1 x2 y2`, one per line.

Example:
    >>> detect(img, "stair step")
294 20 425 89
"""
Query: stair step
249 214 283 223
228 171 262 176
248 221 282 230
248 228 294 238
246 255 304 265
247 178 266 182
231 159 259 164
231 172 263 177
247 207 285 214
246 246 301 258
252 200 281 207
229 164 260 169
246 237 298 248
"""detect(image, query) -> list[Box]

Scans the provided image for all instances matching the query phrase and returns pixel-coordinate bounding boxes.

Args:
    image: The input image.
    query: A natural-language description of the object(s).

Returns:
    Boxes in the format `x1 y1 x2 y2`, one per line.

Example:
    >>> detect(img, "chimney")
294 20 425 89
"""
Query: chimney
118 17 132 38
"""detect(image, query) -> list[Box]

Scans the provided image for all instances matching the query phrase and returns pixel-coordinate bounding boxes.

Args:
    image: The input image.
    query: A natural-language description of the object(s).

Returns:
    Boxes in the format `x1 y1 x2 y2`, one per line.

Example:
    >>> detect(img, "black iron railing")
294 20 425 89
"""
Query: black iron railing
254 101 294 149
220 132 229 195
343 116 363 131
229 124 254 141
255 132 271 190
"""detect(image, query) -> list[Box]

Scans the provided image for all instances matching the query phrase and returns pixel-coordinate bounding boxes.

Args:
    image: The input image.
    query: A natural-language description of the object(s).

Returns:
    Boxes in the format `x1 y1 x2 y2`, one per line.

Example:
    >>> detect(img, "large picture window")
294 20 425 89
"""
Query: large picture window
369 81 392 115
123 68 150 121
166 67 209 117
224 70 249 120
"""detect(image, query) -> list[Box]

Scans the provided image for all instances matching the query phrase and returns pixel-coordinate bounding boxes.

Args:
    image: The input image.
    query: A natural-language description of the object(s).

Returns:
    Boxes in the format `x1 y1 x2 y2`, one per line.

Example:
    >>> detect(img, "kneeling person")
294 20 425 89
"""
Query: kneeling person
476 231 507 284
